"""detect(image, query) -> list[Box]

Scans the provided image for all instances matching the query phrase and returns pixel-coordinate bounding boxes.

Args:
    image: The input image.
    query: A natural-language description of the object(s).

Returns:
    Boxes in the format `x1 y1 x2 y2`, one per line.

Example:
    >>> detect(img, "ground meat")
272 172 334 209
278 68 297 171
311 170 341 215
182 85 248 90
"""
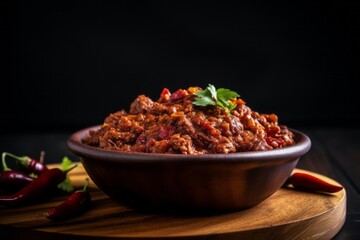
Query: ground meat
83 86 295 154
129 95 154 114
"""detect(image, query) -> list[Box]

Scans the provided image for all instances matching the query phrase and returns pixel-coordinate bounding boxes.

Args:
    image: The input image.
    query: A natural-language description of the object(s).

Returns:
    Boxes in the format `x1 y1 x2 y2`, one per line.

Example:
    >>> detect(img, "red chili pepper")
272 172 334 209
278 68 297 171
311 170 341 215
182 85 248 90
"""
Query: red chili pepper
159 88 171 102
0 165 77 207
2 152 48 175
265 136 284 147
284 172 343 193
169 89 188 102
158 126 175 140
1 153 34 192
46 178 91 221
0 170 34 190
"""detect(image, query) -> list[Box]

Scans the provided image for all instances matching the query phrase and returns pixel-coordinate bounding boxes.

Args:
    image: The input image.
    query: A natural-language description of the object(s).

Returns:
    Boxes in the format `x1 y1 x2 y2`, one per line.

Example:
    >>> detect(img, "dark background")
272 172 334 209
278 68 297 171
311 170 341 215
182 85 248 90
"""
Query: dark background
2 1 360 134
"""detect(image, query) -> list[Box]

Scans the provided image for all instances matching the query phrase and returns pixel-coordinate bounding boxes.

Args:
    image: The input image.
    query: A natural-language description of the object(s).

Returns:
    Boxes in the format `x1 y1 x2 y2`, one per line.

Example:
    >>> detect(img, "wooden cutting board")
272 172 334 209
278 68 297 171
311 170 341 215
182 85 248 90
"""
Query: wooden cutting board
0 164 346 240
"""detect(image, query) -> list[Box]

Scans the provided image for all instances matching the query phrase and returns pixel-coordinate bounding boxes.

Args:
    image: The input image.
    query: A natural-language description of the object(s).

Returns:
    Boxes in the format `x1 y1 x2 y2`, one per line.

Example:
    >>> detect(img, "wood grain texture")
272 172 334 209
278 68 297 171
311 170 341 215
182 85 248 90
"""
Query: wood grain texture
0 164 346 240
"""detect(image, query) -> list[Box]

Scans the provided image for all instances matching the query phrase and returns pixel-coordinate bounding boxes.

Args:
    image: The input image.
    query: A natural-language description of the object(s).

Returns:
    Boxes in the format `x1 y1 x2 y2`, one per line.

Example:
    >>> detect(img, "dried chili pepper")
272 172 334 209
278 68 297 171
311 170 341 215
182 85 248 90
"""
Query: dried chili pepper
284 172 343 193
0 165 77 207
46 178 91 221
0 155 34 192
0 171 34 191
2 152 48 175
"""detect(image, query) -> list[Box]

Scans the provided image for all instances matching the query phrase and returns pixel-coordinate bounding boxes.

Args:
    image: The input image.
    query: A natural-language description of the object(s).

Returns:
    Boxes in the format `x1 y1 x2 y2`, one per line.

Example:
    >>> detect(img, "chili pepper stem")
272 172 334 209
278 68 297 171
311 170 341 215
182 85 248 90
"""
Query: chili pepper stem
39 151 45 163
83 178 90 191
2 152 30 167
2 152 11 171
63 164 78 174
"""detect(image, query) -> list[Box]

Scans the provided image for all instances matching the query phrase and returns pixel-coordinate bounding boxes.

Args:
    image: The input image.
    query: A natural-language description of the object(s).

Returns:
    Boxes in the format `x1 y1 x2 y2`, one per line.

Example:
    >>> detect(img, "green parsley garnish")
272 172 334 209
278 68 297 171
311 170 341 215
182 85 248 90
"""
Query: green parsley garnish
57 156 75 193
60 156 73 172
192 84 240 115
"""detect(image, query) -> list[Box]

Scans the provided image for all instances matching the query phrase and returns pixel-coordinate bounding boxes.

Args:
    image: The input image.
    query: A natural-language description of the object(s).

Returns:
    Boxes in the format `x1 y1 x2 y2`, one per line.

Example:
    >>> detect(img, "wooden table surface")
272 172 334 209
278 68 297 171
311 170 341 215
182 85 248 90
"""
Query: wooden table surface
0 165 346 240
0 127 359 239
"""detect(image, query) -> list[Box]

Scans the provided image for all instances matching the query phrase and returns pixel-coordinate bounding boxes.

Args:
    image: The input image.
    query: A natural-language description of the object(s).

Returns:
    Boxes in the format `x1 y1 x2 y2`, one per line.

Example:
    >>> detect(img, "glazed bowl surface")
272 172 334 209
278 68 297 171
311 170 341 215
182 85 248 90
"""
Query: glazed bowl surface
67 125 311 212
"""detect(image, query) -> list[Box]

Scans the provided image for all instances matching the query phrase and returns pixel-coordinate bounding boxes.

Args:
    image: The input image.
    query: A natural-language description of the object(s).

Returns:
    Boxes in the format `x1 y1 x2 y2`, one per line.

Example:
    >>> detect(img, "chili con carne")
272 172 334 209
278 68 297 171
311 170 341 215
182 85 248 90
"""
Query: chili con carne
83 86 296 154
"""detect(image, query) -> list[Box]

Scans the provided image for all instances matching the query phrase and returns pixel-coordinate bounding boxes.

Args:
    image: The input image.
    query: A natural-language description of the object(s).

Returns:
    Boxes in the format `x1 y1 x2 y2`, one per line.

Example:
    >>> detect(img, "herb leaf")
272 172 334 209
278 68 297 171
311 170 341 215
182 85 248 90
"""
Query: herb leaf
217 88 239 101
60 156 73 171
57 177 74 193
192 84 240 115
207 84 217 100
192 91 216 106
57 156 74 193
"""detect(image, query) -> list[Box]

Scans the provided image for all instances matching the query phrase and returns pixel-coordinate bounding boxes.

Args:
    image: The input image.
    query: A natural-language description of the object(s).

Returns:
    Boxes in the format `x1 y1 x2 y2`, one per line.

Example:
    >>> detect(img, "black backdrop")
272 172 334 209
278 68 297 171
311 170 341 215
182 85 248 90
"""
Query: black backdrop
2 1 360 134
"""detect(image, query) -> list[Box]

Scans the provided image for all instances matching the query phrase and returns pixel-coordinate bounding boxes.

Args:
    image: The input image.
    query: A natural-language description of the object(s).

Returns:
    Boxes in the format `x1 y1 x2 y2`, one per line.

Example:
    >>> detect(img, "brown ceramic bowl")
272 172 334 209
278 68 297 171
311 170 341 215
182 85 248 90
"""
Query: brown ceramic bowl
67 125 311 213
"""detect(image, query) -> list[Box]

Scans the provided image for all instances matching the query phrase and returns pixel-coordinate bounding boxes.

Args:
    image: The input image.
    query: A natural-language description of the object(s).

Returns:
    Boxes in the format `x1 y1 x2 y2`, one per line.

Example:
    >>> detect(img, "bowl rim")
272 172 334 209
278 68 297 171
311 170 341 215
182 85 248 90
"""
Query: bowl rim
67 125 311 163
